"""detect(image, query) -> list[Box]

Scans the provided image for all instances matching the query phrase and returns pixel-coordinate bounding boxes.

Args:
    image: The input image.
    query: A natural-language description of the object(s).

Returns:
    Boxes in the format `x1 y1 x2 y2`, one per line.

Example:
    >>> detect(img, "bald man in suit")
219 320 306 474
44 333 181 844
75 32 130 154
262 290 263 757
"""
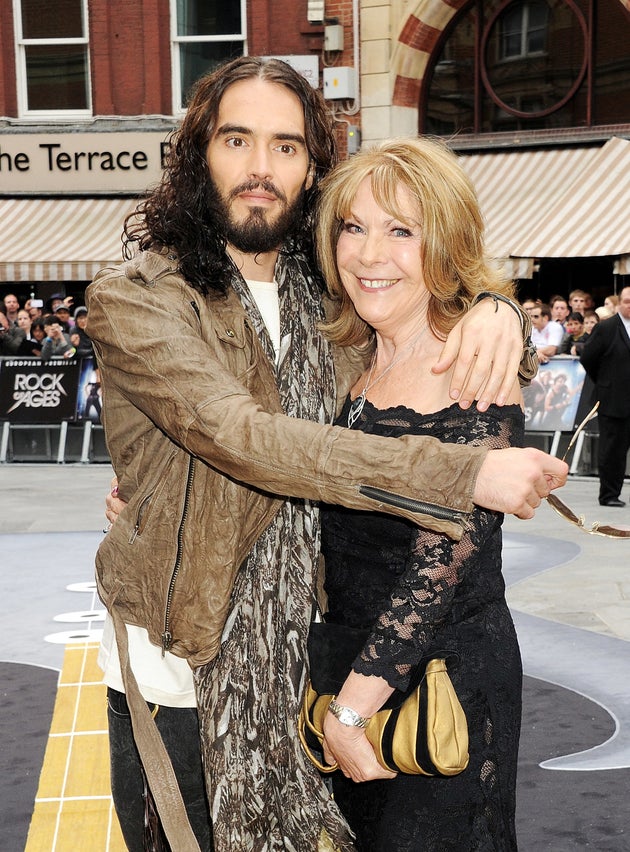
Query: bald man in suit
580 287 630 506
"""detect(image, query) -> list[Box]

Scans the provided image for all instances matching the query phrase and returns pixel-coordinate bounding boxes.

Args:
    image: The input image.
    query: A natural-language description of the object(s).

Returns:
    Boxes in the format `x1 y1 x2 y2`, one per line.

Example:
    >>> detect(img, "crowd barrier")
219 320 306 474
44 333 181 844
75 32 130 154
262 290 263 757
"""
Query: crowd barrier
521 356 601 475
0 356 108 463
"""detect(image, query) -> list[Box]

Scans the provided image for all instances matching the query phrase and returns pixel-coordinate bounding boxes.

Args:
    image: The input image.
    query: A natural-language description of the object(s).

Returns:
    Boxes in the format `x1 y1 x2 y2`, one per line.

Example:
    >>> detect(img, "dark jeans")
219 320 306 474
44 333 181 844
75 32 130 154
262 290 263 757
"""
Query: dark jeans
106 687 213 851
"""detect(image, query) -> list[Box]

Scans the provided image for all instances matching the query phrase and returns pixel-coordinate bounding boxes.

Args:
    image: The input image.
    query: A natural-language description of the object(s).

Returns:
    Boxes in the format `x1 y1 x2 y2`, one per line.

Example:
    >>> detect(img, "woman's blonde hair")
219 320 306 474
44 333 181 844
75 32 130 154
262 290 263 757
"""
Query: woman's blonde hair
316 136 514 347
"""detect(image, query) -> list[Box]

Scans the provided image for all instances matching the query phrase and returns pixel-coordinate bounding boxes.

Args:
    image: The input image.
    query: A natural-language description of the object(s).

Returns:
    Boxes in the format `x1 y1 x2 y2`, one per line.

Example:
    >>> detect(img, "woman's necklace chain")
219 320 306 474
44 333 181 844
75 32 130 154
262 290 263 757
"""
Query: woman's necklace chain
347 325 429 428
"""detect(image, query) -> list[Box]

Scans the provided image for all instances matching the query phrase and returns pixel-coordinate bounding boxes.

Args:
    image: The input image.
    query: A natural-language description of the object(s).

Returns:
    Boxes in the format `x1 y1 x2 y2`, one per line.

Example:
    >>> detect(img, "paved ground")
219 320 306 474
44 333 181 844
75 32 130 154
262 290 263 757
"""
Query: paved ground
1 462 629 849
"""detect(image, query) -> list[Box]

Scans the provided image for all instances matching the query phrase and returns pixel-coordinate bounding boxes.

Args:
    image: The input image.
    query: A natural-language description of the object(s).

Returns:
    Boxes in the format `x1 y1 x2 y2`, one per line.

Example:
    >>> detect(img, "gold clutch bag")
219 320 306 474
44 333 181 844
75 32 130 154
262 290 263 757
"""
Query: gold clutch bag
298 622 469 776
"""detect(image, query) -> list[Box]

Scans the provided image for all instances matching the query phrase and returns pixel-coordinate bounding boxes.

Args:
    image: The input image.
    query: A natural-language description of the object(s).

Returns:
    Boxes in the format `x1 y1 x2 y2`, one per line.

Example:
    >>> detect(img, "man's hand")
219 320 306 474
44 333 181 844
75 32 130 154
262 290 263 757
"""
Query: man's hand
433 299 522 411
105 476 126 526
474 447 568 519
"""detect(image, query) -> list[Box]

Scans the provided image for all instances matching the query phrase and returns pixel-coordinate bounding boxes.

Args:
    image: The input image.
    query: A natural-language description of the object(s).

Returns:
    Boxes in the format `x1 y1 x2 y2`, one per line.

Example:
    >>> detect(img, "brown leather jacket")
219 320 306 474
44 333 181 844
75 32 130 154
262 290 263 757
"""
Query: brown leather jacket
86 250 487 668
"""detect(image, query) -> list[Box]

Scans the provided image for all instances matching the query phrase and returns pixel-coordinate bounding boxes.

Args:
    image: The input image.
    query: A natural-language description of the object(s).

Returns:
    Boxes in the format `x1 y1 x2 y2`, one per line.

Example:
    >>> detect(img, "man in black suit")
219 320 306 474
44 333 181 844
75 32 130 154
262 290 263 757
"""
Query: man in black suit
580 287 630 506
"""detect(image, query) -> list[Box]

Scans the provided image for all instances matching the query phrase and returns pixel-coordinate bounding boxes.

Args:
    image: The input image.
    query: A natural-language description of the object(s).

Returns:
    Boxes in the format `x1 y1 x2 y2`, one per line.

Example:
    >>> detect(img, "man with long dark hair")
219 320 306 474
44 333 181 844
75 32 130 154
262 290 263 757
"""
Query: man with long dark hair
87 57 566 851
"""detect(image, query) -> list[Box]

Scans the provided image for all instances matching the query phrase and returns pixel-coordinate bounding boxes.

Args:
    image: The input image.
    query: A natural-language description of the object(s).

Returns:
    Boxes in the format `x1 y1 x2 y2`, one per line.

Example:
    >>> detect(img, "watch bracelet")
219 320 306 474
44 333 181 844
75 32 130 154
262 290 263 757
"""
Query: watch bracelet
328 697 371 728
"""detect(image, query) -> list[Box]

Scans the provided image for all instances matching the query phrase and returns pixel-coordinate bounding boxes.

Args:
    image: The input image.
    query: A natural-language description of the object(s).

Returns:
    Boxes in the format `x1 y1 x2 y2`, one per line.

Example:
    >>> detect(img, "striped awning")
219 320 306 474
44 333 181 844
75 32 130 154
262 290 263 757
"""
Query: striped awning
460 145 600 279
492 256 535 280
0 197 136 281
511 136 630 259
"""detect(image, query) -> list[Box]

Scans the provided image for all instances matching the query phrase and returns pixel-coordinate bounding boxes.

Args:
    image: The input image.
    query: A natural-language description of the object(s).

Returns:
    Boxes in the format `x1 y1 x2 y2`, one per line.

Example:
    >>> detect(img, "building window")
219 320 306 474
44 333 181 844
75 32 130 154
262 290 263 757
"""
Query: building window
14 0 90 116
172 0 246 111
500 1 548 60
424 0 630 138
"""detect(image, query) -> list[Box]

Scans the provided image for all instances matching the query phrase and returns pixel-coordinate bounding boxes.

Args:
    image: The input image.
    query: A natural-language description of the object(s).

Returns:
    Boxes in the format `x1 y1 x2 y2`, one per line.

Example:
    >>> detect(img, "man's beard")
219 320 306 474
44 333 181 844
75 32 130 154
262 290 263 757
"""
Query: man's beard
209 177 307 254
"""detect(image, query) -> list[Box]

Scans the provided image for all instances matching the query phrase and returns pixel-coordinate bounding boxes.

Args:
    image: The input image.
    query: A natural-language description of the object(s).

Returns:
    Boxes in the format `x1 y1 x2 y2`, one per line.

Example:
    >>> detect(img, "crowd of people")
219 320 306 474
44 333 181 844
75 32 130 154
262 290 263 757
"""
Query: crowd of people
0 292 93 359
521 289 619 364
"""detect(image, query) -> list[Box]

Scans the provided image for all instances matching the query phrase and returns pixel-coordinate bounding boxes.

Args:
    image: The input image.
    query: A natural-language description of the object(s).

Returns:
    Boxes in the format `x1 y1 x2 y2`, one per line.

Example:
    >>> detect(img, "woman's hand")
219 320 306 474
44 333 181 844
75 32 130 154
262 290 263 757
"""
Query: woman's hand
322 716 397 783
433 298 523 411
105 476 127 526
321 671 397 782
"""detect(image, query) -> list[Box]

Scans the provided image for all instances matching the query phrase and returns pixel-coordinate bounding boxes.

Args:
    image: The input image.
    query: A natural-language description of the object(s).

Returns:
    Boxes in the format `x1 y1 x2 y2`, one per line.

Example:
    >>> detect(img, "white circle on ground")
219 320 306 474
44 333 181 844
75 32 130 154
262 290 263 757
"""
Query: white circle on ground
44 629 104 644
53 610 106 623
67 581 98 593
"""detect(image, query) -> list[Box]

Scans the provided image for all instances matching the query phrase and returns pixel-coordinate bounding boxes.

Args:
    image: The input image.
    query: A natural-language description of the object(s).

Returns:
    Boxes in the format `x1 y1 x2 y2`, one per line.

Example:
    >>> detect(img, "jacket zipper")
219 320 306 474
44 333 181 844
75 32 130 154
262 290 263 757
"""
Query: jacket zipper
161 456 196 655
358 485 469 529
128 493 153 544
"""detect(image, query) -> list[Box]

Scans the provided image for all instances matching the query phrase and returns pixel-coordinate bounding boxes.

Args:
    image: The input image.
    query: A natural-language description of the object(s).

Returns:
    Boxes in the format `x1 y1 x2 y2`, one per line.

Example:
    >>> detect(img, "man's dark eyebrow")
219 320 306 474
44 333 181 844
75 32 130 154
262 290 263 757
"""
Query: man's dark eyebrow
215 124 306 145
274 132 307 145
216 124 251 137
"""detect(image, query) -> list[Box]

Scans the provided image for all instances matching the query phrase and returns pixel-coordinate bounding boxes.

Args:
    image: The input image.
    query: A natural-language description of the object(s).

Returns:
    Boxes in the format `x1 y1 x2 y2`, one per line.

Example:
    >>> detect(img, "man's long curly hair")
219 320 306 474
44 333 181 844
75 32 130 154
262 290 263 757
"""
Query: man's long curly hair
123 57 339 297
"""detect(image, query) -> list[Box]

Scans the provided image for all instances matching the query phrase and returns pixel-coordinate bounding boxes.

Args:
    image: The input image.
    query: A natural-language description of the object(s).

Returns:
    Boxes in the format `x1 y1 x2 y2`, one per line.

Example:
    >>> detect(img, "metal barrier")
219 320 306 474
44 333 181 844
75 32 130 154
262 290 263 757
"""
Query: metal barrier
524 429 599 476
0 421 109 464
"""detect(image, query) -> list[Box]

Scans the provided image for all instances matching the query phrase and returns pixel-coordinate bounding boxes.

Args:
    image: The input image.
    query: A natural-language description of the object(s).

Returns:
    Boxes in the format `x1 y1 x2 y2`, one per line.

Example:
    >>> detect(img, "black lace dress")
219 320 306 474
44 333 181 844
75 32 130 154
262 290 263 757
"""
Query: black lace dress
321 399 524 852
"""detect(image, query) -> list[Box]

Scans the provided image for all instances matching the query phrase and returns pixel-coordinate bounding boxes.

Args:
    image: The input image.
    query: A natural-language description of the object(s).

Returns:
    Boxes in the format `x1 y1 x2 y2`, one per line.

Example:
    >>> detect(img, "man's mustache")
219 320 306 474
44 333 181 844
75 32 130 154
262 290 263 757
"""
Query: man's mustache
229 180 287 205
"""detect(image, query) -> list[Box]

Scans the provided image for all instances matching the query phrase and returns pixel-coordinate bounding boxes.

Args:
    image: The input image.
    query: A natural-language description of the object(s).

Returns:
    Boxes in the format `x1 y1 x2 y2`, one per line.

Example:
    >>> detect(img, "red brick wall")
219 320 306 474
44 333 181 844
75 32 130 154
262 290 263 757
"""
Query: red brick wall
0 0 172 117
0 0 18 116
249 0 358 159
89 0 172 115
249 0 324 56
0 0 358 124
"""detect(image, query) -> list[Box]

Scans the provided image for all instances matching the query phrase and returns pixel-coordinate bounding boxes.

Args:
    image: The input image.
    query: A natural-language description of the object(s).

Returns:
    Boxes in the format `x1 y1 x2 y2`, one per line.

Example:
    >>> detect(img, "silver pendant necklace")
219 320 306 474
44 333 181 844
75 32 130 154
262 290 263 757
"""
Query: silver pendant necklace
347 325 429 428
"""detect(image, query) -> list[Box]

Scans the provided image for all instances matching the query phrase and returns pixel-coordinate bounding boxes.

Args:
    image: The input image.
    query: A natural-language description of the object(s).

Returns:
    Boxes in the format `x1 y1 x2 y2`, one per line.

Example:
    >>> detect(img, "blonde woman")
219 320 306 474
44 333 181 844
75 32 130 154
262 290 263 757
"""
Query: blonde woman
316 138 524 850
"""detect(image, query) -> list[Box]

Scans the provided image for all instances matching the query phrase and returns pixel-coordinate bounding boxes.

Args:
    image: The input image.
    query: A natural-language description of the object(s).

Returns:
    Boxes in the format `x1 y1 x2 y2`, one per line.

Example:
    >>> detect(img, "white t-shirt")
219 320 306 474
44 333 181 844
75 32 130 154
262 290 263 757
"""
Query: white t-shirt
531 319 564 349
99 278 280 704
247 278 281 356
98 618 197 706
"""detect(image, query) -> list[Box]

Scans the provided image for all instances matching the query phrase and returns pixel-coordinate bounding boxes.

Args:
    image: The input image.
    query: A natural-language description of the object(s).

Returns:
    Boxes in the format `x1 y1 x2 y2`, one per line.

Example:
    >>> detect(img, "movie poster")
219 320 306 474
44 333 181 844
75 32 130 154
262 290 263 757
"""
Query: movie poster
74 357 102 423
0 357 81 423
522 357 588 432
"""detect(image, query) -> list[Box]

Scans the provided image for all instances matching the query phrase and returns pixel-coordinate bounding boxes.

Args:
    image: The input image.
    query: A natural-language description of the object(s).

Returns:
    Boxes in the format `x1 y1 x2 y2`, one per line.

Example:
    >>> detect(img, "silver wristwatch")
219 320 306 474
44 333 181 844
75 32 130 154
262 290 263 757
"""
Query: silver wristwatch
328 698 371 728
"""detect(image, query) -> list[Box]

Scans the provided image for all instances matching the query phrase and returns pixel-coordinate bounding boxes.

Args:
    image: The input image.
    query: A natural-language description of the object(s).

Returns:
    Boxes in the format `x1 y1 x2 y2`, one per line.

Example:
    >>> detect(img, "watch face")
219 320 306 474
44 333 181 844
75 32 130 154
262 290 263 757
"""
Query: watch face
330 701 368 727
337 707 357 726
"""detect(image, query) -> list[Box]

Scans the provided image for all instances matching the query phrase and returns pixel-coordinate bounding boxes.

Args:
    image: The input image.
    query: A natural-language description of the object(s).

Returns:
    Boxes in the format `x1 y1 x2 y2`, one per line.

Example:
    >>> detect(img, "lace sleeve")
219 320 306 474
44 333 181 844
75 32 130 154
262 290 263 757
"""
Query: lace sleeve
352 506 502 691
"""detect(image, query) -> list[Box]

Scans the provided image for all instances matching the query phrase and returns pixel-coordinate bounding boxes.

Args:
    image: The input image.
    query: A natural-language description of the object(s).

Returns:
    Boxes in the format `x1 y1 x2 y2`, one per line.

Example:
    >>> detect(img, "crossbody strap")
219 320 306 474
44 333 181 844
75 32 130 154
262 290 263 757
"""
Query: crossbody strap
111 600 201 852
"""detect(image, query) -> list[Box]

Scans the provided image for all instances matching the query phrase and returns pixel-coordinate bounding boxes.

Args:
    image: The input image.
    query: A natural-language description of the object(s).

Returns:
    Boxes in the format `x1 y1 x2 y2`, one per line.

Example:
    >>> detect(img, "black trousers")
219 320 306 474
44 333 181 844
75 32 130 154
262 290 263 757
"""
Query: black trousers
597 413 630 503
106 687 213 851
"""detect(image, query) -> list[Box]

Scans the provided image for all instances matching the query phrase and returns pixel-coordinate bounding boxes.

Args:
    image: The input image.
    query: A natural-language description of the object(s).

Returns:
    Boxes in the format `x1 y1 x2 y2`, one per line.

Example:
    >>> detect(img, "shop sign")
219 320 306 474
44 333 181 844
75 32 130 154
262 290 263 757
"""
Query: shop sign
0 132 172 194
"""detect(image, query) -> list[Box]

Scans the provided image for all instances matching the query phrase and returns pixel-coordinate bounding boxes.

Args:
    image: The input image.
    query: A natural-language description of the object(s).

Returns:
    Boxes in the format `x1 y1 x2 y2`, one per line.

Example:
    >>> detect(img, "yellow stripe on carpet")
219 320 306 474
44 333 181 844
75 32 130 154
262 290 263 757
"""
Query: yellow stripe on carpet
24 642 126 851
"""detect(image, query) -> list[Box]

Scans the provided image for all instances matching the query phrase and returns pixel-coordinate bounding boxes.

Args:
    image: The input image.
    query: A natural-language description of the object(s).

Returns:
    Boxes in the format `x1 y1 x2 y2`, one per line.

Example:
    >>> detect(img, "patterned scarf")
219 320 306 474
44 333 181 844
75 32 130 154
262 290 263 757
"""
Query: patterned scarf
194 251 356 851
